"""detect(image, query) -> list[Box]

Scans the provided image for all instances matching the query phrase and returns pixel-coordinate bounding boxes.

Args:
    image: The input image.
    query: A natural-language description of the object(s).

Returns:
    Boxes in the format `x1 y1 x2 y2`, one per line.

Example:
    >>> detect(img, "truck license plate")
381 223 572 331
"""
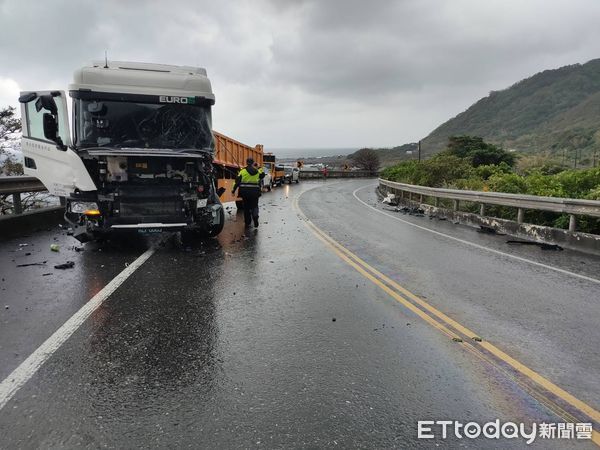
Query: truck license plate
138 228 163 234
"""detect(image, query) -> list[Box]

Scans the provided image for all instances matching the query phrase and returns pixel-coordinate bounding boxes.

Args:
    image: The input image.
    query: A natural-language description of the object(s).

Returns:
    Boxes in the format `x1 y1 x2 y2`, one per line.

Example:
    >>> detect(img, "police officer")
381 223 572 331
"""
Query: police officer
232 158 265 227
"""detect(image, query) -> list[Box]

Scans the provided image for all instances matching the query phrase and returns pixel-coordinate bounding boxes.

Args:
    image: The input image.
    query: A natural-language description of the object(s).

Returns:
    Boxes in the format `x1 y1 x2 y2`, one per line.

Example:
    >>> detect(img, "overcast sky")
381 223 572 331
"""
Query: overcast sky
1 0 600 150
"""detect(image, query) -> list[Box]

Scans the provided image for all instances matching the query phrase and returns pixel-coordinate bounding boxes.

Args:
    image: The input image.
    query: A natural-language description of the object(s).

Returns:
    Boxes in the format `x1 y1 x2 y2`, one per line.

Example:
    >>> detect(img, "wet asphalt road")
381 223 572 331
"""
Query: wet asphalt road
0 180 598 448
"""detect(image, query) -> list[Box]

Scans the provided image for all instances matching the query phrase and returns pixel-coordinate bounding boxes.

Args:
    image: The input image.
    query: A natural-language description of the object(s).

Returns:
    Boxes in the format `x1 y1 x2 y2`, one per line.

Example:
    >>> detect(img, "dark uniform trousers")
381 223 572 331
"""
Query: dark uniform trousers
241 192 260 226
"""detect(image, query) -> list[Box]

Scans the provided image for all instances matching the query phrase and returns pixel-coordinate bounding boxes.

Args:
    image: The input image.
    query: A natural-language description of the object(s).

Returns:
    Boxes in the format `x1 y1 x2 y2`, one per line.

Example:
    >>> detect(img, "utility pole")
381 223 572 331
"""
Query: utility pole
418 140 421 163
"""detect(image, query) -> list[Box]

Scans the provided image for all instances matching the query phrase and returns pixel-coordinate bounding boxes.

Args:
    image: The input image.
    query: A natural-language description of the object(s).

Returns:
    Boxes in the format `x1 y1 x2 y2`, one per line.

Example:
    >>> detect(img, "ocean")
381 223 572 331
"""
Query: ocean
268 148 358 159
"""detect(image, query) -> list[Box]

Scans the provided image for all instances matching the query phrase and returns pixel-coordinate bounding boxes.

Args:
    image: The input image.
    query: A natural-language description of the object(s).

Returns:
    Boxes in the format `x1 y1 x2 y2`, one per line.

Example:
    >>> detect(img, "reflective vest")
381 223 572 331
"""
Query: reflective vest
239 167 261 189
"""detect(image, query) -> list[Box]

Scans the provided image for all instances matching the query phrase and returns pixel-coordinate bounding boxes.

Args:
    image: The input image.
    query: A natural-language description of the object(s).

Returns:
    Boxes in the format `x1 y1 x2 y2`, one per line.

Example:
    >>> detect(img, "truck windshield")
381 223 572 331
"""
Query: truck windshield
74 99 214 152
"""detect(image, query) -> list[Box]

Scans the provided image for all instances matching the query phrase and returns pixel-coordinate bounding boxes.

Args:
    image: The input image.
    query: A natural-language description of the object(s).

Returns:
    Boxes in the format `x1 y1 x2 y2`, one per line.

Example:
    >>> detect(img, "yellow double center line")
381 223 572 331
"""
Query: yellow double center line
293 189 600 446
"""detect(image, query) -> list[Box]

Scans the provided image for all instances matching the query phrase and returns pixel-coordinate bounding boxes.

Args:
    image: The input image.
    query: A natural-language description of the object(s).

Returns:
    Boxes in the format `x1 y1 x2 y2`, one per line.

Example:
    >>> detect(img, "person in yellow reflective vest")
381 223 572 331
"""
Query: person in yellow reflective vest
232 158 265 227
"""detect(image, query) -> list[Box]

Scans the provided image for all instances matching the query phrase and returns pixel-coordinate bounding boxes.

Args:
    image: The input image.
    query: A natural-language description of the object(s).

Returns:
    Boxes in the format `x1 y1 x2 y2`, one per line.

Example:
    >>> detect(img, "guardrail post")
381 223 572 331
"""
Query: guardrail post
517 208 524 224
12 193 22 215
434 197 439 207
453 199 459 211
400 190 404 200
569 214 577 232
419 194 423 203
479 203 485 216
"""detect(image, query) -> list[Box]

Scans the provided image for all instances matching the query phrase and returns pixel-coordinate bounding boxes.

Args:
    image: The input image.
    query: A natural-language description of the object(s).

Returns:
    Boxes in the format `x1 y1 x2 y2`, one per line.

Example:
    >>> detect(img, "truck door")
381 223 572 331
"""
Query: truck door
18 90 96 197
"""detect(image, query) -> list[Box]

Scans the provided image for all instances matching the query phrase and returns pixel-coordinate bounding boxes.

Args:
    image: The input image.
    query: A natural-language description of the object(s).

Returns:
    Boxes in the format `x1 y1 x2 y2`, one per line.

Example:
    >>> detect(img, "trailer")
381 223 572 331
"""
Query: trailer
19 61 227 242
212 131 264 208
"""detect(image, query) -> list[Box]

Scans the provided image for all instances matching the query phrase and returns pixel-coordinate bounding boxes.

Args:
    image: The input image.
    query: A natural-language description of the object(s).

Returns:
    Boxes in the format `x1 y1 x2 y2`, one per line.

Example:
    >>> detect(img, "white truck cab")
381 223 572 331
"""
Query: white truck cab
19 61 225 241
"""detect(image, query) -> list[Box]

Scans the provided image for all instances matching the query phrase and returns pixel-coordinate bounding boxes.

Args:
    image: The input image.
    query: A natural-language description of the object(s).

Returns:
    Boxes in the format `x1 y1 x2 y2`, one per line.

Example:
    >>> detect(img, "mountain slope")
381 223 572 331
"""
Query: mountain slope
421 58 600 160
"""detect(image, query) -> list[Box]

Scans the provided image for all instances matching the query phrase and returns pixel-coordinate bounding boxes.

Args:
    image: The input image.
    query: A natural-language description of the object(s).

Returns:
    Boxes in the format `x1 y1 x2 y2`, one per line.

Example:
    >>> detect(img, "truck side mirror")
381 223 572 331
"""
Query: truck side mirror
36 95 58 115
43 113 58 141
42 113 66 150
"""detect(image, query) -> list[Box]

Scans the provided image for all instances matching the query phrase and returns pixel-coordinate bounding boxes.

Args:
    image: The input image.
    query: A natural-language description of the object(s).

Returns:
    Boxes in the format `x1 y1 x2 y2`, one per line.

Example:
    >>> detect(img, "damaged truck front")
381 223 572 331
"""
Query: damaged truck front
19 61 224 242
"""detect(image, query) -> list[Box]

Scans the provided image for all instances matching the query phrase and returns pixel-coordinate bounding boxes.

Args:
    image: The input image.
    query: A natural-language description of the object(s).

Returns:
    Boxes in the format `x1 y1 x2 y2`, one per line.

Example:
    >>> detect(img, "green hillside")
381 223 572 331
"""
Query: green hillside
420 58 600 165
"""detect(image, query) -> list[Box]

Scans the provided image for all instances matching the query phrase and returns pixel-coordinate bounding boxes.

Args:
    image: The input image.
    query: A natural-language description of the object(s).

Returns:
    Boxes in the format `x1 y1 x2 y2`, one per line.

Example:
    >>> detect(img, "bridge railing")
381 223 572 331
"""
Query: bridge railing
379 178 600 232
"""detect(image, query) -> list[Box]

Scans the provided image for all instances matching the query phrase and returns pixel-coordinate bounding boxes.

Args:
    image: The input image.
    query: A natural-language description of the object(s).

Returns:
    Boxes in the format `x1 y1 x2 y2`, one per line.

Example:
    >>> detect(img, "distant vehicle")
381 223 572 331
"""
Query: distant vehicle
263 153 285 186
261 165 272 191
284 167 300 183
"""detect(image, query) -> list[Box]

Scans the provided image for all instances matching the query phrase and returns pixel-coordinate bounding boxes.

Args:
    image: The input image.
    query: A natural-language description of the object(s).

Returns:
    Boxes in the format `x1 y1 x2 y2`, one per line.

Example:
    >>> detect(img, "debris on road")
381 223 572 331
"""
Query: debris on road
42 273 53 276
54 261 75 269
16 261 47 267
477 226 497 234
50 244 60 252
394 206 425 216
506 240 563 251
381 193 397 205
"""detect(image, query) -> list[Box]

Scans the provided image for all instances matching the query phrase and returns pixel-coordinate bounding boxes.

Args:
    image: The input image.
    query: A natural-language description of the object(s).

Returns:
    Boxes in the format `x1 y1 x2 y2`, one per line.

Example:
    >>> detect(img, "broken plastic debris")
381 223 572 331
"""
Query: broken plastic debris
54 261 75 269
16 261 47 267
506 240 563 251
381 193 396 205
50 244 59 252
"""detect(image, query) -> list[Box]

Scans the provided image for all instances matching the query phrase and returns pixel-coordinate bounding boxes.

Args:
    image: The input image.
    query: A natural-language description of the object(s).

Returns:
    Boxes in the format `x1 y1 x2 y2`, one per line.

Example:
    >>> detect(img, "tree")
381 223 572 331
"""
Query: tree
351 148 380 171
0 106 23 175
446 135 515 167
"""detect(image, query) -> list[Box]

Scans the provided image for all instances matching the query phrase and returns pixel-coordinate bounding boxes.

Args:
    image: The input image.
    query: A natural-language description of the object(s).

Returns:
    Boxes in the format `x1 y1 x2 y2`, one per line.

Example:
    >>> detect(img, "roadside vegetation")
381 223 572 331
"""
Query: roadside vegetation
1 105 57 214
380 135 600 233
0 106 23 176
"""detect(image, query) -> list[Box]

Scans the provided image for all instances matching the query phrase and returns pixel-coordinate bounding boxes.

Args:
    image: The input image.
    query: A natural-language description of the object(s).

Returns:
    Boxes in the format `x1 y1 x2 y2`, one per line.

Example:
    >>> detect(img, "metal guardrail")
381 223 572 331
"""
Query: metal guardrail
0 176 48 215
379 178 600 232
300 170 378 179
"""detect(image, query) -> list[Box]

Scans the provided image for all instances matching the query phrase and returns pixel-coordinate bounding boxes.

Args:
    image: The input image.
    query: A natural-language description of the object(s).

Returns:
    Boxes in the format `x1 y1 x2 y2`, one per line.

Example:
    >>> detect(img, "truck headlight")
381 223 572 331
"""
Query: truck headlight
70 201 99 214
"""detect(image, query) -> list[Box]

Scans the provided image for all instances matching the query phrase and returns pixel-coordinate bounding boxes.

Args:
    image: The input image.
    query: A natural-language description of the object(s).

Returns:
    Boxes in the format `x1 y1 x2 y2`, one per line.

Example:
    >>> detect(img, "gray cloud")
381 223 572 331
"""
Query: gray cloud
1 0 599 148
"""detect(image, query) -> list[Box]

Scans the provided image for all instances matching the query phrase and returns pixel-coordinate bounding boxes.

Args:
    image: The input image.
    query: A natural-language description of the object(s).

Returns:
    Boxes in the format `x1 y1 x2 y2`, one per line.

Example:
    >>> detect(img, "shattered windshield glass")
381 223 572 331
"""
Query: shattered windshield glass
74 99 214 152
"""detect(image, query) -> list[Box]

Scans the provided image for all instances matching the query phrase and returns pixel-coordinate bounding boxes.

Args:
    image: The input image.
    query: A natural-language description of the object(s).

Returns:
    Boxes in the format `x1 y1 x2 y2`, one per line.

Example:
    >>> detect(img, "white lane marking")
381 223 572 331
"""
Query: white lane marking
350 183 600 285
0 246 156 410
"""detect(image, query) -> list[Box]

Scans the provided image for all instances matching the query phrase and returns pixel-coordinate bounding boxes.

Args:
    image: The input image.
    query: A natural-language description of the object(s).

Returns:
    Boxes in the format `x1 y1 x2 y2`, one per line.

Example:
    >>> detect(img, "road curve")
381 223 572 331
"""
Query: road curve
0 179 597 448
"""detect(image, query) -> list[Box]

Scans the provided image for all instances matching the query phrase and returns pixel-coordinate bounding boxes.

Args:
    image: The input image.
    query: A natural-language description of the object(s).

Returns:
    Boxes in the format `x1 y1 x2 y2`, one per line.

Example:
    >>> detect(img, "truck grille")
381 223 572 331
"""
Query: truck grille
116 185 186 222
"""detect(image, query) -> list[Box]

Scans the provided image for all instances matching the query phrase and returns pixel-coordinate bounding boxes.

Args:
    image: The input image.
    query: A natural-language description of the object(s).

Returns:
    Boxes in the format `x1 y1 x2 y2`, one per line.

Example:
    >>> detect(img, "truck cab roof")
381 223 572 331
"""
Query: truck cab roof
69 61 215 102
